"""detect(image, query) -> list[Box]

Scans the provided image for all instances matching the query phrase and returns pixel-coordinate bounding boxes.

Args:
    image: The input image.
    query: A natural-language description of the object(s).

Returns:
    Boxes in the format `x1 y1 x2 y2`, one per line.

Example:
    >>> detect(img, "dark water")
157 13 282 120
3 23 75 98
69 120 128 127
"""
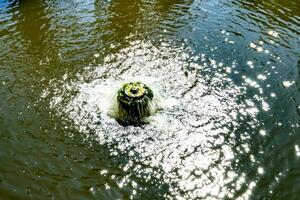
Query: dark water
0 0 299 199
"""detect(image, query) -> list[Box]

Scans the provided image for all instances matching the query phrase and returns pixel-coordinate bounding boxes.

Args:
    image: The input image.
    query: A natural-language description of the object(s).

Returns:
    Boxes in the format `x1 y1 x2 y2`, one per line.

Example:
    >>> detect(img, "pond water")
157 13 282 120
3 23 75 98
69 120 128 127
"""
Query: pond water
0 0 299 199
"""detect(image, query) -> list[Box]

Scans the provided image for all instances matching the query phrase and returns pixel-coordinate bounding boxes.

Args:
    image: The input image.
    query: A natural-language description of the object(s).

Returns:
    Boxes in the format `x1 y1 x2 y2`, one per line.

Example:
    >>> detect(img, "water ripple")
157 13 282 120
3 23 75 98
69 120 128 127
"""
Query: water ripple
47 40 266 199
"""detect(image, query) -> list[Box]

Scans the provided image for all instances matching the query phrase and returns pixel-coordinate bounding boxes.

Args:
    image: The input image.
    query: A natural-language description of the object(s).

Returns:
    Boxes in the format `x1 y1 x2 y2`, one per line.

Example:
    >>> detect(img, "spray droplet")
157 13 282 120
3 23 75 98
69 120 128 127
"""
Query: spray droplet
259 129 267 136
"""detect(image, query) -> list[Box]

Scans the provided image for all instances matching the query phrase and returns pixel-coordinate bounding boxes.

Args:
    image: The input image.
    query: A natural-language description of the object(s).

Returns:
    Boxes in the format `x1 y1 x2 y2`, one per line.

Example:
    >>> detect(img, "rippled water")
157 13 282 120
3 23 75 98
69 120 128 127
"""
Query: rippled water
0 0 299 199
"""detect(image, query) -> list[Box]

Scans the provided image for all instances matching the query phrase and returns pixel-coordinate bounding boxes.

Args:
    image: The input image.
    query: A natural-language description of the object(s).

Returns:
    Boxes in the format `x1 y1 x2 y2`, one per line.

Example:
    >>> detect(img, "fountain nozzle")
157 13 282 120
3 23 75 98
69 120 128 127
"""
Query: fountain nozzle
116 82 154 125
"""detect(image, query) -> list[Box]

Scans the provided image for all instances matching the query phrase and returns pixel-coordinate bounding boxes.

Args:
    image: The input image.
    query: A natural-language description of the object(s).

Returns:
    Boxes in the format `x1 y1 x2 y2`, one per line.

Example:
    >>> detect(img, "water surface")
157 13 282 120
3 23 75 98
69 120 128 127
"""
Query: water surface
0 0 299 199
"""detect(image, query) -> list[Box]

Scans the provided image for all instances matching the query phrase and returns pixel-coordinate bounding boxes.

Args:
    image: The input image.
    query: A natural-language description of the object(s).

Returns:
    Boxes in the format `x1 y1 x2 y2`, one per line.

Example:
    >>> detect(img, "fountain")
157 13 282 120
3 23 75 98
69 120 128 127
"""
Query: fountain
114 82 155 125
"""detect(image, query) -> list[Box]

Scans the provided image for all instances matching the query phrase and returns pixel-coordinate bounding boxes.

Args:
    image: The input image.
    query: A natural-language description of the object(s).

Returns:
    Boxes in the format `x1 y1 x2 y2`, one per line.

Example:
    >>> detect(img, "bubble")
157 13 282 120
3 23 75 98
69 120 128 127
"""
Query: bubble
225 67 232 73
295 145 300 157
262 101 270 111
249 43 256 48
282 81 295 88
259 129 267 136
267 30 279 38
247 61 253 65
247 61 254 68
257 167 264 175
256 47 263 52
89 187 95 194
257 74 267 80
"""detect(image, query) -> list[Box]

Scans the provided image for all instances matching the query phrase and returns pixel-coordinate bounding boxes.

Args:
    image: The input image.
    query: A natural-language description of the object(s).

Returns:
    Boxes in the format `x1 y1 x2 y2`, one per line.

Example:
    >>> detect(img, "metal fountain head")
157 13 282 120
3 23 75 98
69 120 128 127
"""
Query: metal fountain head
116 82 154 125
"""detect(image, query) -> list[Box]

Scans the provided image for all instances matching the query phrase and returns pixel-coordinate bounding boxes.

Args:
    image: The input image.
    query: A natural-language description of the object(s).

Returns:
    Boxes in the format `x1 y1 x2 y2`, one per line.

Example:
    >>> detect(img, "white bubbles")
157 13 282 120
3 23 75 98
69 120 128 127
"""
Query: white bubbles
261 101 270 112
100 169 108 175
257 167 264 175
249 42 263 52
247 61 254 68
295 145 300 157
89 187 96 194
221 30 235 44
249 43 256 48
257 74 267 81
244 78 260 88
225 67 232 73
259 129 267 136
210 59 216 65
110 43 116 49
282 81 295 88
247 61 254 69
267 30 279 38
47 40 263 200
249 41 270 54
247 61 253 65
256 47 263 52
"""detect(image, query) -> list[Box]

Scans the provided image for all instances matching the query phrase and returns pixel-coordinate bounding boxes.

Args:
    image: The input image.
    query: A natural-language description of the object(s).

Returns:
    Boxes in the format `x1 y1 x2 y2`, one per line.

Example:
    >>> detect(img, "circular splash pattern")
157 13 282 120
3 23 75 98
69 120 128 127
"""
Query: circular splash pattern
48 40 267 199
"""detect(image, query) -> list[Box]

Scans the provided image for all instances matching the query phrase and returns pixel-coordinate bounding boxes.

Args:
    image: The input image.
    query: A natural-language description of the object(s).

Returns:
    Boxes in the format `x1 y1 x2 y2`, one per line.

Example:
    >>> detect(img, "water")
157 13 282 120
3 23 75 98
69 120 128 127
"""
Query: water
0 0 299 199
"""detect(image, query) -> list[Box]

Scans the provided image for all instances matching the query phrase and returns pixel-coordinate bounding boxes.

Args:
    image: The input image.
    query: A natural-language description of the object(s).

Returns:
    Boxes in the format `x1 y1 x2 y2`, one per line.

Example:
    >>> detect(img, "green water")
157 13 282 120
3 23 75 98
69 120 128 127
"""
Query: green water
0 0 299 199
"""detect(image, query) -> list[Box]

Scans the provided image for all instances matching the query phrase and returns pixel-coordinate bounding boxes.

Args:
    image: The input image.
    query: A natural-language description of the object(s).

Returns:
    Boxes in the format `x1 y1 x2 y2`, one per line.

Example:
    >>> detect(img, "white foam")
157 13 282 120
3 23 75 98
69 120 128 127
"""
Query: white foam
47 40 263 199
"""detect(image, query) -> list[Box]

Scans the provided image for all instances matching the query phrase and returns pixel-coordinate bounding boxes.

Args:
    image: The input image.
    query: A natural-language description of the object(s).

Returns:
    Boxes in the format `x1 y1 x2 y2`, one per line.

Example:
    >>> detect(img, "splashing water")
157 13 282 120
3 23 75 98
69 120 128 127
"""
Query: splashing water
47 40 265 199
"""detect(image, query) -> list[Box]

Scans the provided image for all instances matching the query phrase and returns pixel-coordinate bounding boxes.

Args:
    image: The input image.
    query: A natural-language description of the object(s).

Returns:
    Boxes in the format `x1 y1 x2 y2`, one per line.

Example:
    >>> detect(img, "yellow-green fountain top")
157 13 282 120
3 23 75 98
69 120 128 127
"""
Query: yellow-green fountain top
116 82 154 125
123 82 146 99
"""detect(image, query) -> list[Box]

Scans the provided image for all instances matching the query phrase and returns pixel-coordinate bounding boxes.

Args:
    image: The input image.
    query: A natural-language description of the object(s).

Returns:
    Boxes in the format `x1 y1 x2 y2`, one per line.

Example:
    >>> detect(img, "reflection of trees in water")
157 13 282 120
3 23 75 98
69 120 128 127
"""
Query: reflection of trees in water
16 0 50 50
14 0 194 56
103 0 142 42
15 0 63 66
268 0 300 18
153 0 193 33
154 0 192 18
95 0 193 45
14 0 62 79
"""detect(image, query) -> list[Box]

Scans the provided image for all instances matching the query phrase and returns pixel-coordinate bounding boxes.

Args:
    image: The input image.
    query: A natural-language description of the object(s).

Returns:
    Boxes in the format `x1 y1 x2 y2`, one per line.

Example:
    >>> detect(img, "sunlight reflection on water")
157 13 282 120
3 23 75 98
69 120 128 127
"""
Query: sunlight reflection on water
46 40 270 199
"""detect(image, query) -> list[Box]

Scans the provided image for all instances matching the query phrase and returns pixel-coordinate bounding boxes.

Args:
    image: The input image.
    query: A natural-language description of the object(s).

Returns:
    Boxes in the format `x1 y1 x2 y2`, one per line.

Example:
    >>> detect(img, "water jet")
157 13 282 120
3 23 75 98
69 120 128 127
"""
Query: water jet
115 82 155 125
